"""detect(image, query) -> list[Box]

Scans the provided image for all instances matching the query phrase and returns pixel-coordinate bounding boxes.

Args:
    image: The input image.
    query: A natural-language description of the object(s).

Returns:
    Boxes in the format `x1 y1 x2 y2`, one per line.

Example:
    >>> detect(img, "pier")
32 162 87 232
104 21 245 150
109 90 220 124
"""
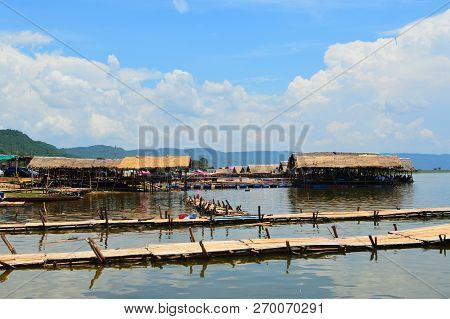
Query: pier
0 223 448 269
1 202 450 233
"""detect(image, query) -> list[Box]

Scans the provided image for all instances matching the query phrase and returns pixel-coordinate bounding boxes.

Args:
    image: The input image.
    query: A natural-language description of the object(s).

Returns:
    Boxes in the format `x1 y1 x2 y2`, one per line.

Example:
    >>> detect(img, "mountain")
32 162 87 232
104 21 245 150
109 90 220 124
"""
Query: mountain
397 153 450 171
1 130 450 169
62 145 132 159
0 129 68 157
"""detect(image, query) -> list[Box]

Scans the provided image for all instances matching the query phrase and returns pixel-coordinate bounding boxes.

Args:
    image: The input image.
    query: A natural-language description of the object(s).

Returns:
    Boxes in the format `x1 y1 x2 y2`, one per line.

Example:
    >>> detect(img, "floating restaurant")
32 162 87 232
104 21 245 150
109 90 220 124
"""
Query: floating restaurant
287 152 414 187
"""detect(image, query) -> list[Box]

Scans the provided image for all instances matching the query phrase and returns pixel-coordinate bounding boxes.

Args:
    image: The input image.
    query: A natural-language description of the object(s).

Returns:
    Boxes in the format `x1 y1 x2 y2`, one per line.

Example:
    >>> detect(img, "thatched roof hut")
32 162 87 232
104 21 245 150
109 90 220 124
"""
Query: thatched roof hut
117 155 191 170
279 161 288 172
399 158 415 171
246 164 279 174
214 167 234 175
28 157 121 169
288 153 404 170
232 166 244 174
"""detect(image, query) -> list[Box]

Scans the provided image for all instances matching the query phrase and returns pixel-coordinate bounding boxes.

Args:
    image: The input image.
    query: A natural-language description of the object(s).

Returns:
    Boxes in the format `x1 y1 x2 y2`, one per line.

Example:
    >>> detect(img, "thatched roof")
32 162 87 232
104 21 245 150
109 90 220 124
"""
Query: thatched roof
232 166 244 174
246 164 279 174
399 158 415 171
117 156 191 169
289 153 405 169
28 157 121 169
279 161 289 172
213 168 234 175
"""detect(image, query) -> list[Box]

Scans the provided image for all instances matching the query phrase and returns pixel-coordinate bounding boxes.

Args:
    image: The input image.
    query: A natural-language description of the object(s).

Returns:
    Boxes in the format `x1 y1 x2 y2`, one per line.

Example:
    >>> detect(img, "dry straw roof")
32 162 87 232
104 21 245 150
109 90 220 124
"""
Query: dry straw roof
289 154 406 169
117 156 191 169
246 164 279 174
399 158 415 171
232 166 244 174
28 157 121 169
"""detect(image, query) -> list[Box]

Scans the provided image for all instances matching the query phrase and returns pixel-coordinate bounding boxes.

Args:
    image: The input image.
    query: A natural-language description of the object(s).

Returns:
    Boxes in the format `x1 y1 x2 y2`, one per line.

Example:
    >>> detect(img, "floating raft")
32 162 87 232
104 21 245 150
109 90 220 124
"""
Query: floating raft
4 195 82 203
0 223 448 269
0 201 25 207
1 206 450 233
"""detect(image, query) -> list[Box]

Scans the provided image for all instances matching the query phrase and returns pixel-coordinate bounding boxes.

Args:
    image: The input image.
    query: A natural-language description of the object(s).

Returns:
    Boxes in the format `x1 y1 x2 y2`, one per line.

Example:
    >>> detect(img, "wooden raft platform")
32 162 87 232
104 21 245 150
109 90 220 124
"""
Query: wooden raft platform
0 223 448 269
1 206 450 233
0 201 26 207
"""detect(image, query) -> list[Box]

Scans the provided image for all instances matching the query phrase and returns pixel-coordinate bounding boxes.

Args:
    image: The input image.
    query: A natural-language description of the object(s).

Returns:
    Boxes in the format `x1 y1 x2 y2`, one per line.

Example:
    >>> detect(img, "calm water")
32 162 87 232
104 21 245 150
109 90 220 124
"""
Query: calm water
0 173 449 298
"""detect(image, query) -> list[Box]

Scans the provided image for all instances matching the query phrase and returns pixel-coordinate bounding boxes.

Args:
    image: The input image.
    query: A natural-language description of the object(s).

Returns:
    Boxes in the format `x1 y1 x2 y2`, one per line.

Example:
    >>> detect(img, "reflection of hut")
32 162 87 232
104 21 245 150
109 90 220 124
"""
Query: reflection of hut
245 164 279 175
287 153 413 187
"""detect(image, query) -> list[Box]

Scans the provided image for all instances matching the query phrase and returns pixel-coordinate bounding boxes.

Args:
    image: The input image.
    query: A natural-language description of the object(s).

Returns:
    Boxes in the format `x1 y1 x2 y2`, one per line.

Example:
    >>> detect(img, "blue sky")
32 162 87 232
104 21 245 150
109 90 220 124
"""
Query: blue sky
0 0 442 93
0 1 449 153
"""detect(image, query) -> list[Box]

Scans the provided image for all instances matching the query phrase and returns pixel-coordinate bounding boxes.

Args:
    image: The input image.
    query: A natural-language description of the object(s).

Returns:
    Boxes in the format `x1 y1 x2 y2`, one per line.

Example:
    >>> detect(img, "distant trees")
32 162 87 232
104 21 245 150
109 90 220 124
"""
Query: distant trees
191 157 209 170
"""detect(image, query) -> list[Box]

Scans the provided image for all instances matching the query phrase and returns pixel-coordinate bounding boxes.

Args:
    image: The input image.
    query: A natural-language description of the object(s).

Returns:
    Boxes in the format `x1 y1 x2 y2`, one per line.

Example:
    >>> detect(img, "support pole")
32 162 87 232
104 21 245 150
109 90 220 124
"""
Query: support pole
1 234 16 254
86 238 106 264
331 225 338 238
265 228 271 239
199 240 209 258
188 227 196 242
368 235 378 250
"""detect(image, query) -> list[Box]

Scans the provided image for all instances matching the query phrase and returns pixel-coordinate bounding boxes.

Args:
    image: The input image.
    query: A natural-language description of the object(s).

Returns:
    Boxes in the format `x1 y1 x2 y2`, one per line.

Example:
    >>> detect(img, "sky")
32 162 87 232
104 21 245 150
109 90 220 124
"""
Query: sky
0 0 449 153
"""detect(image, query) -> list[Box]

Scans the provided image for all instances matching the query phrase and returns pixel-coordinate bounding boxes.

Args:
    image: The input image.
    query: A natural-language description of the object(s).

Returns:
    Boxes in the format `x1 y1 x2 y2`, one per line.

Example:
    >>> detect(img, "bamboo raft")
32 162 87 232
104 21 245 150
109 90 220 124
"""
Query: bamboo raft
0 201 25 207
0 223 448 269
1 204 450 233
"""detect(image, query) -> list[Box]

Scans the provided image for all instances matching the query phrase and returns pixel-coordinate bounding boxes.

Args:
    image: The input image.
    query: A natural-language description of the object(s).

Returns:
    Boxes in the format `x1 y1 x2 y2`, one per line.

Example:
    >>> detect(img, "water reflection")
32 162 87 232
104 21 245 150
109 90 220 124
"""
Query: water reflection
1 173 450 298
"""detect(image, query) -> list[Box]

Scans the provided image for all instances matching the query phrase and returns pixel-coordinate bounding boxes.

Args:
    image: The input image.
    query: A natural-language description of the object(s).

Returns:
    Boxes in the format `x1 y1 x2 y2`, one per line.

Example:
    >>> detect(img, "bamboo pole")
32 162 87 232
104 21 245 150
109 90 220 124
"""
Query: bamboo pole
86 238 106 264
1 234 16 254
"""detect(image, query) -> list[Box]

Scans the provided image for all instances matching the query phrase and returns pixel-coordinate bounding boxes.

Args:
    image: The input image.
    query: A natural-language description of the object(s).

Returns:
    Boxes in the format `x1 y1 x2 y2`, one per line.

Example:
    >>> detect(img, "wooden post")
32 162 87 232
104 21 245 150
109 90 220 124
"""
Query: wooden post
368 235 377 250
225 200 232 210
286 240 292 254
331 225 338 238
357 206 360 211
265 228 271 239
164 210 168 219
98 207 104 220
199 240 209 258
104 207 109 228
0 260 14 269
258 206 261 221
39 209 47 227
300 208 303 214
225 206 229 215
393 224 398 231
86 238 106 264
1 234 16 254
158 205 162 219
188 227 196 242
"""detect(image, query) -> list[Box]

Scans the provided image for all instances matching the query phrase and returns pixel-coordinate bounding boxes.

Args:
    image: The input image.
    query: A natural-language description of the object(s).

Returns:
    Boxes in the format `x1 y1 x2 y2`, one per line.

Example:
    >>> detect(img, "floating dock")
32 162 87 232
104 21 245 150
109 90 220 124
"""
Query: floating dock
0 223 448 269
1 205 450 233
0 201 25 207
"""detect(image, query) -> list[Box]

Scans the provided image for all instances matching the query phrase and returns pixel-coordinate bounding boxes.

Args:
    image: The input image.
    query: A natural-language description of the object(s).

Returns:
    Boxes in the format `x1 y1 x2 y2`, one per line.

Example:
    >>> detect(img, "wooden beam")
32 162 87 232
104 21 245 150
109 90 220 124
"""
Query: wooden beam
199 240 209 258
1 234 16 254
86 238 106 264
188 227 196 242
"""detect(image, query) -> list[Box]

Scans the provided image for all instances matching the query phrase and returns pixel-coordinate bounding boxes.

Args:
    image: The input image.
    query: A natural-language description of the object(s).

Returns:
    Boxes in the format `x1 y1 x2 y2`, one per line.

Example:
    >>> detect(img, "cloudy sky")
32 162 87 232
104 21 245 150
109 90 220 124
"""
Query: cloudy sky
0 0 449 153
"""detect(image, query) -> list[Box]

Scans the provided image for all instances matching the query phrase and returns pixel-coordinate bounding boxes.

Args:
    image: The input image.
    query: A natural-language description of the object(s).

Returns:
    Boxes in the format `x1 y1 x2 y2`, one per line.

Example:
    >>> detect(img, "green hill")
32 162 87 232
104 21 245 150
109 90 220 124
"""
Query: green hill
62 145 130 159
0 129 68 157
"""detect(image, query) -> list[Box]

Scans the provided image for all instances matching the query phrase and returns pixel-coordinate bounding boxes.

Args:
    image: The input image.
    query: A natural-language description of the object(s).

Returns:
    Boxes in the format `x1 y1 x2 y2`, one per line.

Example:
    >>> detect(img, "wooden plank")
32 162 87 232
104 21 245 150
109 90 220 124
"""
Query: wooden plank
1 223 448 269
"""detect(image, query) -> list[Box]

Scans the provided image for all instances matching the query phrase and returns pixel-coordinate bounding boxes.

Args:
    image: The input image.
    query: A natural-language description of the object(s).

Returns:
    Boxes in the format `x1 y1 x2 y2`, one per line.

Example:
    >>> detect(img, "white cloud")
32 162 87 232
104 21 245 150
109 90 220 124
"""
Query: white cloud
420 128 434 139
172 0 189 14
0 10 449 152
0 31 52 46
